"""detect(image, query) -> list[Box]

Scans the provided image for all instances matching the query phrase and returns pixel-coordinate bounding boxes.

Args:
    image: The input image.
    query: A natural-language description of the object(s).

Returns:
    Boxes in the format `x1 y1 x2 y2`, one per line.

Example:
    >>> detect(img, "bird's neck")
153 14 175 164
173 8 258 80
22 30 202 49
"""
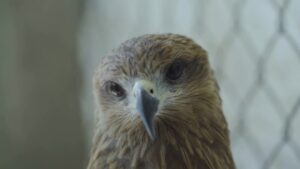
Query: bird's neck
93 116 235 169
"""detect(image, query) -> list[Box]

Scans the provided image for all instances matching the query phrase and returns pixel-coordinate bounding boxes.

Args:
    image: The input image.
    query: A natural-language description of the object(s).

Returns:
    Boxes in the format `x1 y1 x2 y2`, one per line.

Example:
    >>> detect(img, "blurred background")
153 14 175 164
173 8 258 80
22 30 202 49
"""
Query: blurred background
0 0 299 169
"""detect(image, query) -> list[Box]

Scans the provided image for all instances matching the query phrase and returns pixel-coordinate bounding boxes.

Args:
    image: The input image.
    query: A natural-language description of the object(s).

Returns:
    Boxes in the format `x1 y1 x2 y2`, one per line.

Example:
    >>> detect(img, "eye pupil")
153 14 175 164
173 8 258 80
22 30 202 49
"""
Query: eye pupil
107 81 125 98
166 59 186 81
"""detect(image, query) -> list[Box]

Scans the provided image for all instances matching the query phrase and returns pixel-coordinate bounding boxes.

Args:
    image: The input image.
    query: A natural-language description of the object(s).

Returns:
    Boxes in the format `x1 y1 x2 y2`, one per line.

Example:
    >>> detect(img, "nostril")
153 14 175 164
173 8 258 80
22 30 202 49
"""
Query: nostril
150 89 154 94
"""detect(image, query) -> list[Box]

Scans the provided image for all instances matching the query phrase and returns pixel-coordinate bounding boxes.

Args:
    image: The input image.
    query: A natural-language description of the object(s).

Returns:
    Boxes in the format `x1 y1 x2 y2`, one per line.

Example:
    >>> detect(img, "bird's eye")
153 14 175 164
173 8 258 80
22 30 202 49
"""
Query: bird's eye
106 81 126 98
166 59 187 82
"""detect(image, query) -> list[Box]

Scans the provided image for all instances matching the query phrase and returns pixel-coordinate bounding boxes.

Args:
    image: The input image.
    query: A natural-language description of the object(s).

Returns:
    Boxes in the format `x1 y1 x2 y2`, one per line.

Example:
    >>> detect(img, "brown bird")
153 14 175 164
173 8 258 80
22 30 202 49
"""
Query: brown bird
87 34 236 169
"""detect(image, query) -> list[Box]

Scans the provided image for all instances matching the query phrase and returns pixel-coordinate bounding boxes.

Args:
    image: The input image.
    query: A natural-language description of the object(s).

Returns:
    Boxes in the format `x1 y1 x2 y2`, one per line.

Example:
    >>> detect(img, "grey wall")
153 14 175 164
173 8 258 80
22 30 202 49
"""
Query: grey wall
0 1 86 169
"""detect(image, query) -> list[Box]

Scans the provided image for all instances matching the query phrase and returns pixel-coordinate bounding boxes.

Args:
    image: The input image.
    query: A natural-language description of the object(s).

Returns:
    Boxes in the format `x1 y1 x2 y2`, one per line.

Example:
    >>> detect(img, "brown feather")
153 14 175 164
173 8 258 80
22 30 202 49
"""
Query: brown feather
88 34 236 169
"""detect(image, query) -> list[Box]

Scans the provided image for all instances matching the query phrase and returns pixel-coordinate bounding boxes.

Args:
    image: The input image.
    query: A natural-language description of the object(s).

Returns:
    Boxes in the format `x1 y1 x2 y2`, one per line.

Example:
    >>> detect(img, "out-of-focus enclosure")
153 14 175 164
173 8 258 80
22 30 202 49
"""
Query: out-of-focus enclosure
1 0 299 169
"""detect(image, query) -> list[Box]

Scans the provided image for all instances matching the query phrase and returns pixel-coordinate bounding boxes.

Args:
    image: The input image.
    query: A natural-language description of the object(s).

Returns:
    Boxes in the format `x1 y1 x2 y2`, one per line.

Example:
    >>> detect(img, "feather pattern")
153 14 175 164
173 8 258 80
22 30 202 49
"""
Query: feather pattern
88 34 236 169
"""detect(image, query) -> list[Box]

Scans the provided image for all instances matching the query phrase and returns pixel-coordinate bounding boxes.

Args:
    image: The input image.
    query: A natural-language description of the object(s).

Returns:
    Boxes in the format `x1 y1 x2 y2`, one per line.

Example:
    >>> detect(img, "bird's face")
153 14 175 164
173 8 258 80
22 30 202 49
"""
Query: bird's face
94 34 215 140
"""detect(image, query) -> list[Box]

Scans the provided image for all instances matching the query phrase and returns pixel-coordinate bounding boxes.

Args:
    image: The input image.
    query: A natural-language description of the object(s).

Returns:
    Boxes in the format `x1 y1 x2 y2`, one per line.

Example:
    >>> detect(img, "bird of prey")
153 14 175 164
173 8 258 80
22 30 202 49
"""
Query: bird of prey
87 34 236 169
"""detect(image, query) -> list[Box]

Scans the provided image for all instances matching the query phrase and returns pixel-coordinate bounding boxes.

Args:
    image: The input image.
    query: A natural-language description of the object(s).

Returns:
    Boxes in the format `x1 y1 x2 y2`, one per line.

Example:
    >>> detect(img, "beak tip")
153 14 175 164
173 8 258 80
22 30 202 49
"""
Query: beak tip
149 130 156 141
143 122 156 140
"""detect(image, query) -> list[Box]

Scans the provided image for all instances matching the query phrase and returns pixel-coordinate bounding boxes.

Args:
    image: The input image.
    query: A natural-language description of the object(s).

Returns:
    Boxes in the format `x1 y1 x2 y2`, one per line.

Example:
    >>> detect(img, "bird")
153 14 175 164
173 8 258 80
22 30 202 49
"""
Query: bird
87 34 236 169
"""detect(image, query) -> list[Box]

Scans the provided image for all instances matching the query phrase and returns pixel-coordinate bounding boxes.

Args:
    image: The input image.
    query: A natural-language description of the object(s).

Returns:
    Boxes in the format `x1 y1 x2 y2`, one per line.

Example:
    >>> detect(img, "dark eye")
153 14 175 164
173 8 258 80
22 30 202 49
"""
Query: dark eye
166 59 187 82
106 81 126 98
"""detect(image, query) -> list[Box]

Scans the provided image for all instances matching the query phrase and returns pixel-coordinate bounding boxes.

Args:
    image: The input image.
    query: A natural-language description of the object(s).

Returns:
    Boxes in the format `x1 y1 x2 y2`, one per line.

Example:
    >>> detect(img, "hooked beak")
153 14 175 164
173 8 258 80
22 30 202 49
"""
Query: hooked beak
134 82 159 140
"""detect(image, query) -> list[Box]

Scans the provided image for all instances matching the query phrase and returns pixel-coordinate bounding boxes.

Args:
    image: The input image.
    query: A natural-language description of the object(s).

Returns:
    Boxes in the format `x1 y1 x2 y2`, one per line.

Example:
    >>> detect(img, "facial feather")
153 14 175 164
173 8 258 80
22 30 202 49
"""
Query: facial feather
89 34 235 169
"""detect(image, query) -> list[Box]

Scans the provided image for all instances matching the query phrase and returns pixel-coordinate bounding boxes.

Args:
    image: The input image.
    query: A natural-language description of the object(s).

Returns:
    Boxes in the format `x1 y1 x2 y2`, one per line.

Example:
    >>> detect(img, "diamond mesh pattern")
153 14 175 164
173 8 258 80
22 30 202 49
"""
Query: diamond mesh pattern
197 0 300 168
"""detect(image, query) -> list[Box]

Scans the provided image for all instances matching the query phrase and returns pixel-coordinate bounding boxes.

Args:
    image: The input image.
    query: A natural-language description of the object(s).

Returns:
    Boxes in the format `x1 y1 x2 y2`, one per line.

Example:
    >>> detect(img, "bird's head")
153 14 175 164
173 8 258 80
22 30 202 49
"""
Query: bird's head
93 34 224 142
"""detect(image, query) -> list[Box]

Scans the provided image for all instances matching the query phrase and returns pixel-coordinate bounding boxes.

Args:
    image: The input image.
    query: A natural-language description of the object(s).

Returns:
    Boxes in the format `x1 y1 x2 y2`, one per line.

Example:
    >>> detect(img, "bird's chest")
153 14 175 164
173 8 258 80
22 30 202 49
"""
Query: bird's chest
113 144 196 169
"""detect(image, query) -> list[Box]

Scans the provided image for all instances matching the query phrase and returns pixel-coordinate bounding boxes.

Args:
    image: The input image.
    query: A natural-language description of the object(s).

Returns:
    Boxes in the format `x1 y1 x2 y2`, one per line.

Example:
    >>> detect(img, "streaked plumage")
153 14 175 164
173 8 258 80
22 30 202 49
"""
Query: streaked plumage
88 34 236 169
